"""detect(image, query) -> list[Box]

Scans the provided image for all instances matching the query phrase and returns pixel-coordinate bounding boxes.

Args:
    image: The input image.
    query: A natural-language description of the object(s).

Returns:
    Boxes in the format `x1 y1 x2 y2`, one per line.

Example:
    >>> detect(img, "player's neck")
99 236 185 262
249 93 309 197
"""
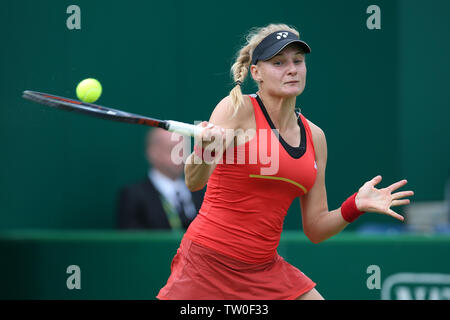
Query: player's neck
257 91 296 132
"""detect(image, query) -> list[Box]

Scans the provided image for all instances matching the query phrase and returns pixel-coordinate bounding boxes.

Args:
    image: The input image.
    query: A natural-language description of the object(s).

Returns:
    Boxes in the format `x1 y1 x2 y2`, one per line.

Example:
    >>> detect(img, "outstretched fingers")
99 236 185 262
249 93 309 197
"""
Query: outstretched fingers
390 188 414 209
391 199 411 207
368 175 383 187
387 179 409 192
390 190 414 210
386 209 405 221
361 176 413 222
392 190 415 200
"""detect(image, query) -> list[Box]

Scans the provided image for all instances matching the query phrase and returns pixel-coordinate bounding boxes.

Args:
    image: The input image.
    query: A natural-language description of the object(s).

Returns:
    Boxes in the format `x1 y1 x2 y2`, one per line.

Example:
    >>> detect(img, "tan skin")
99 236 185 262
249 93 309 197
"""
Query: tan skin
184 43 414 300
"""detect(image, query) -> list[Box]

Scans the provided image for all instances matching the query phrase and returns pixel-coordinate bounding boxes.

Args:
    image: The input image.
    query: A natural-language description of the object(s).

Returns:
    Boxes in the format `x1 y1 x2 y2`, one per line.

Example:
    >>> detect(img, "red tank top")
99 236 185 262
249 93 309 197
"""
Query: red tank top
185 94 317 263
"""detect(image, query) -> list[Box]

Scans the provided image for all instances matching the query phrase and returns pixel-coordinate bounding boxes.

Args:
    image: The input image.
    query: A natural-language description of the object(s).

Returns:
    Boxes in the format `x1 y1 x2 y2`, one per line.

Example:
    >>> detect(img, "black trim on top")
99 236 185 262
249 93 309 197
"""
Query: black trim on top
255 94 306 159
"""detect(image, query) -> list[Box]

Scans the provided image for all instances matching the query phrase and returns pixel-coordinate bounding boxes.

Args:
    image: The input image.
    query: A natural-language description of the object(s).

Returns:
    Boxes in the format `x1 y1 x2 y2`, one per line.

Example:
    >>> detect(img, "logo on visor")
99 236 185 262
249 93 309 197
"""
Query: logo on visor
276 32 289 40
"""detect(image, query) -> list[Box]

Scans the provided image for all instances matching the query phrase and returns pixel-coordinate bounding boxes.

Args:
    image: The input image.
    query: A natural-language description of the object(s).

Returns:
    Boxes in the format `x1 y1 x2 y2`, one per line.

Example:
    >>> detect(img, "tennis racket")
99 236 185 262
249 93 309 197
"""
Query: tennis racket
22 90 204 137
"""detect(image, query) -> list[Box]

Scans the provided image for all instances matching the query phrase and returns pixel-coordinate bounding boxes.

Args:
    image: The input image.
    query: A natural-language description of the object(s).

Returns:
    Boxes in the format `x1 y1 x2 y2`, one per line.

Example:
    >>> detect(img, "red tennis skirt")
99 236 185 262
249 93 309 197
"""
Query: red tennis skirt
157 237 316 300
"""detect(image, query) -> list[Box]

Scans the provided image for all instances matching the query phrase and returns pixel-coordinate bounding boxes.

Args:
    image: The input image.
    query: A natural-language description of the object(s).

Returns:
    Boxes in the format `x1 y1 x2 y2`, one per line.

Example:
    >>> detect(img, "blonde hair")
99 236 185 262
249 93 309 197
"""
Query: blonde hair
229 23 300 117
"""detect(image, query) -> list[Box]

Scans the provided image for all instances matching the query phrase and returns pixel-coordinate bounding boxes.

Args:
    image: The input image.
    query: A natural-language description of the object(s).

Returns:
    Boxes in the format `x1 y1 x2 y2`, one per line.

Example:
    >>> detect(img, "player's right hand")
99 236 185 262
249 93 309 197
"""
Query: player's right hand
194 121 227 162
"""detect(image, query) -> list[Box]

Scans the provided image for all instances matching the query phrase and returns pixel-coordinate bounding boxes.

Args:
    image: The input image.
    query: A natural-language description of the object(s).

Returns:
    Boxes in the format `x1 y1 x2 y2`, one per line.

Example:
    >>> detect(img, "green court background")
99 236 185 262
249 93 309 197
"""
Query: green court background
1 231 450 300
1 0 450 300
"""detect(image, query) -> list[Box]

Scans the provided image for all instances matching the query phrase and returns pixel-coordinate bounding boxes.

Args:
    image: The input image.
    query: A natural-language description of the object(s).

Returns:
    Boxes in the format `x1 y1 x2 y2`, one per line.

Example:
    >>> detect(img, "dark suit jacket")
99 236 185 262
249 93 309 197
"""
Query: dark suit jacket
117 178 205 230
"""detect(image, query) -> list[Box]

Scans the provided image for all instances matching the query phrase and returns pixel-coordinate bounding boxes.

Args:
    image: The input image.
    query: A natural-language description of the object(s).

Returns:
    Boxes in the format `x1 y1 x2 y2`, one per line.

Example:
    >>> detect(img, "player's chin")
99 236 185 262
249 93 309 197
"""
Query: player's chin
280 86 304 97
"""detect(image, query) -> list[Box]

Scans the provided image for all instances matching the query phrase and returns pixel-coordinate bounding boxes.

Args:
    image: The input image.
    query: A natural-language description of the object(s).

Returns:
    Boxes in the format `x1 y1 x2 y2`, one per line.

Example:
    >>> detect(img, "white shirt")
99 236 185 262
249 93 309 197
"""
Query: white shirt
148 168 197 219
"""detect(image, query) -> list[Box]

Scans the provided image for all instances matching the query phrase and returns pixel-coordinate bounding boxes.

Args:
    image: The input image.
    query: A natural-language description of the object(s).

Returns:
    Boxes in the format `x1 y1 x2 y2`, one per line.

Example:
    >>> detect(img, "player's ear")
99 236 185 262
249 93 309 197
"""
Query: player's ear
250 64 262 83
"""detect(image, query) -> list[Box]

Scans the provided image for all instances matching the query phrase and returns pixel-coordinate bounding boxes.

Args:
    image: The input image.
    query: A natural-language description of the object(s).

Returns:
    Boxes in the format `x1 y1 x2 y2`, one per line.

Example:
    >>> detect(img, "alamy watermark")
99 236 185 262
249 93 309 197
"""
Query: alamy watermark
169 128 280 175
366 264 382 290
365 265 450 299
66 5 81 30
366 5 381 30
66 265 81 290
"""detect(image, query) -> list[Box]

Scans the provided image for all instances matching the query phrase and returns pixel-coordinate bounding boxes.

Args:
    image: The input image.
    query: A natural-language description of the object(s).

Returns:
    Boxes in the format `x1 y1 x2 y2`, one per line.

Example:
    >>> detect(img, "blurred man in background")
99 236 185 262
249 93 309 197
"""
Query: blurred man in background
118 128 204 230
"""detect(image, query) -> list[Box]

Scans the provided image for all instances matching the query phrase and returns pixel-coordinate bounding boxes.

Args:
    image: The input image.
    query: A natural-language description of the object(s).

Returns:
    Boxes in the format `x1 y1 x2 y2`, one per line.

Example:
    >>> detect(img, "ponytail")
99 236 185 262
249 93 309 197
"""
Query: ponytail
229 45 252 117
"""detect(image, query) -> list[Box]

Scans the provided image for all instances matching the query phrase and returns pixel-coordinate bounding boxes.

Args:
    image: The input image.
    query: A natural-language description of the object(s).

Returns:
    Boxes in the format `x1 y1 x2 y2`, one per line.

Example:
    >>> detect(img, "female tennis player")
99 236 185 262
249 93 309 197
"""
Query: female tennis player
157 23 414 300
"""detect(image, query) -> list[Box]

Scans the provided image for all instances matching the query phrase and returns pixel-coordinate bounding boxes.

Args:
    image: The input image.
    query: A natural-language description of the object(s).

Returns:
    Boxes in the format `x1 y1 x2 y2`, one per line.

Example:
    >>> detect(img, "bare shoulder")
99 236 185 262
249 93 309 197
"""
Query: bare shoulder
305 118 327 161
209 95 254 130
305 118 326 143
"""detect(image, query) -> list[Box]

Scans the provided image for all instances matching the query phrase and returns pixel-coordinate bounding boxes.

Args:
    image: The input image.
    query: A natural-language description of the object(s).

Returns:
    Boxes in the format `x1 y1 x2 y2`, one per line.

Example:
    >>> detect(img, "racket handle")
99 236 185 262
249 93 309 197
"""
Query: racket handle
166 120 204 137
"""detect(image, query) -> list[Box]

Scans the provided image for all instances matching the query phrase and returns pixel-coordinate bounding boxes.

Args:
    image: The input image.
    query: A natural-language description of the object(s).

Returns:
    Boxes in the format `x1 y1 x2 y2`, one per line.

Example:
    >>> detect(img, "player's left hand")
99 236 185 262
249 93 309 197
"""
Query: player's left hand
355 176 414 221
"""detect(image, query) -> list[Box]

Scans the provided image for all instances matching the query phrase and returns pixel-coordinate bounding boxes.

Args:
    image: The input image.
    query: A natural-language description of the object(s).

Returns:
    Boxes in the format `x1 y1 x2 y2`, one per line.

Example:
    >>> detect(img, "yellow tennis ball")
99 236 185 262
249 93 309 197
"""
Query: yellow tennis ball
76 78 102 103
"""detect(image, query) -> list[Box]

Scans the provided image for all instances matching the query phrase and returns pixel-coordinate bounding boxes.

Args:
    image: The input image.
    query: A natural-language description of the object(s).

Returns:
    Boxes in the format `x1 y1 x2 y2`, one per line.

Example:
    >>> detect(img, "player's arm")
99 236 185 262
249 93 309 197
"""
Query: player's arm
184 96 242 191
299 121 350 244
300 121 414 244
